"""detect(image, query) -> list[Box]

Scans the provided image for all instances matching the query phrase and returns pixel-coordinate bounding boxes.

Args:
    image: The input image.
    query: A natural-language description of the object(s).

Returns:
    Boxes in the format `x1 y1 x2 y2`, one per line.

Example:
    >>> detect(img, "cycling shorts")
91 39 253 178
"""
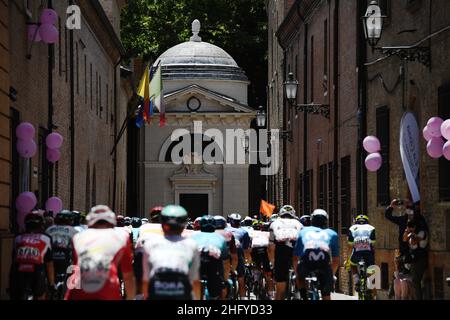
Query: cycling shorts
350 251 375 267
200 254 224 299
297 259 333 297
251 247 272 273
274 243 294 282
236 249 245 277
12 264 47 299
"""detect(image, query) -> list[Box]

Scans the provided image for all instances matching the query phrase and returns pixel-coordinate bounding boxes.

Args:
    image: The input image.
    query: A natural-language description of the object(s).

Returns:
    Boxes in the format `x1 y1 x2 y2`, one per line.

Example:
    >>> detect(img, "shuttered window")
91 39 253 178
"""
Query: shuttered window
377 106 390 205
438 86 450 202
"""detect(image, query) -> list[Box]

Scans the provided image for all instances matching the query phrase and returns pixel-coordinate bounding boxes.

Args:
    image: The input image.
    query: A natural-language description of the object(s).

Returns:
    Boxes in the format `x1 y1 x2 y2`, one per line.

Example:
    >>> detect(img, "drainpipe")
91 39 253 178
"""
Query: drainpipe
47 0 54 196
69 0 75 210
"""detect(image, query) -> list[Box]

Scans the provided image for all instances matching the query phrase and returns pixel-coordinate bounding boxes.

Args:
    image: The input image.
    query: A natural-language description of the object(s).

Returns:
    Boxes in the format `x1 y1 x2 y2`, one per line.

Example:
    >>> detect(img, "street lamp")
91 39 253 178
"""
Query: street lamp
362 1 430 67
362 1 384 48
256 106 266 128
283 73 330 119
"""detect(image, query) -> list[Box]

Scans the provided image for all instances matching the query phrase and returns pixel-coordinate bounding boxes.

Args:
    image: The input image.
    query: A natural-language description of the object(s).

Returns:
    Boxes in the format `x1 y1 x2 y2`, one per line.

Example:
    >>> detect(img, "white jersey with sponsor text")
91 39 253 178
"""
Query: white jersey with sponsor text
270 218 303 243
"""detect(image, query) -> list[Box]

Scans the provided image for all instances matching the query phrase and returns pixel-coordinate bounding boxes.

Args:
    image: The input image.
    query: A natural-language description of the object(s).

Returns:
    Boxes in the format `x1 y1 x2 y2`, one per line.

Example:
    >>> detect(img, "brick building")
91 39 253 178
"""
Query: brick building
0 0 132 299
365 0 450 299
269 0 363 294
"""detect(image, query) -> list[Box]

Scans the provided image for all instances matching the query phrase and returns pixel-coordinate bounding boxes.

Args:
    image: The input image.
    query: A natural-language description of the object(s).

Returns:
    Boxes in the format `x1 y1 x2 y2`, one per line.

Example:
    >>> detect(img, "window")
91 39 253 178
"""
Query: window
438 86 450 201
341 156 351 233
377 106 390 205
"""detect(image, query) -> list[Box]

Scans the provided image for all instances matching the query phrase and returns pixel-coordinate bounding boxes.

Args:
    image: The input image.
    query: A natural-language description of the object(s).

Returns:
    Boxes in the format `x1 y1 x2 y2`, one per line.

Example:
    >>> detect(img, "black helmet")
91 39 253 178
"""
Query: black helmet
160 205 188 229
55 210 73 226
311 209 329 229
116 215 125 227
150 206 163 223
300 215 312 227
131 217 142 228
124 216 132 226
199 215 216 232
25 213 44 232
214 216 227 230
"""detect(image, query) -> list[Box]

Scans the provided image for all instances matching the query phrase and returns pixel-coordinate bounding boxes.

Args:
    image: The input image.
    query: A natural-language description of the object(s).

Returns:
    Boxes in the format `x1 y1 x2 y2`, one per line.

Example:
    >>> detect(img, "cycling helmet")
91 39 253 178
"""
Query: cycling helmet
124 216 132 226
193 217 202 231
311 209 329 229
86 205 116 227
227 213 242 227
214 216 227 230
355 214 369 225
279 205 296 218
269 214 279 223
25 212 44 232
299 215 312 227
71 211 81 226
160 205 188 229
131 217 142 228
55 210 73 226
199 215 216 232
141 218 149 225
150 206 163 223
186 221 194 230
252 219 263 230
241 216 254 227
116 215 125 227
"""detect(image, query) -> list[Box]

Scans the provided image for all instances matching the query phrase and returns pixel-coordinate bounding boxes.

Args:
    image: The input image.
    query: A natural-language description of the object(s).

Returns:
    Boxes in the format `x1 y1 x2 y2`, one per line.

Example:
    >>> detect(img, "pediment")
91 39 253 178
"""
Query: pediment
164 85 255 114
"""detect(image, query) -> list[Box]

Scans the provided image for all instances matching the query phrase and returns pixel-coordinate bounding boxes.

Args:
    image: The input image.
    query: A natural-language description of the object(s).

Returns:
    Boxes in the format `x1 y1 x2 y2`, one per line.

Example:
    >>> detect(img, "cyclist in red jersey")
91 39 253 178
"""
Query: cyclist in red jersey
65 205 136 300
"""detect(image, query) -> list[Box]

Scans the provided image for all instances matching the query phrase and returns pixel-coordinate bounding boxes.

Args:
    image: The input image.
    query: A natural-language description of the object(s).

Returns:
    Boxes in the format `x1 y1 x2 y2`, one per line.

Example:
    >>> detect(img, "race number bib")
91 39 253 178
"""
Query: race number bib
354 236 371 252
274 228 299 242
250 231 270 248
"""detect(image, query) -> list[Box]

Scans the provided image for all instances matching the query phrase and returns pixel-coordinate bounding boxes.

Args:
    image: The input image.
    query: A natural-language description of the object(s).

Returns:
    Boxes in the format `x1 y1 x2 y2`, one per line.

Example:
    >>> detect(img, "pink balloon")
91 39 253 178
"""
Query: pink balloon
443 141 450 161
28 25 41 42
46 148 61 163
16 192 37 213
39 24 59 44
441 119 450 141
45 197 63 214
427 137 445 159
427 117 444 138
16 122 35 140
363 136 381 153
365 153 382 172
17 139 37 158
423 126 433 142
40 9 58 25
46 133 63 149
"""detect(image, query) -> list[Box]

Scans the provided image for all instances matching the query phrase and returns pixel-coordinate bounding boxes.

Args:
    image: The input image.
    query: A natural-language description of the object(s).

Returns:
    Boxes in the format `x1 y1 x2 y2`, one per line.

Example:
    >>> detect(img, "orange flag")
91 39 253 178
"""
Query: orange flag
260 200 276 218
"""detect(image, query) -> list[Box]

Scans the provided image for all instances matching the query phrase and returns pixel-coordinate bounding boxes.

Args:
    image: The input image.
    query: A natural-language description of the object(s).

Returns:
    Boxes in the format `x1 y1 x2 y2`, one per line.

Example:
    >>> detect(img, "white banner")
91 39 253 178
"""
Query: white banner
399 112 420 203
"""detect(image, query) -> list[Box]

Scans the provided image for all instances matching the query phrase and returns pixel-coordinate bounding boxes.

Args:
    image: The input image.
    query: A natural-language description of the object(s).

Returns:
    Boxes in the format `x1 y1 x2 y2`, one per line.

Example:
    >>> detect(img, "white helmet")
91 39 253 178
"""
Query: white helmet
86 205 116 227
311 209 329 220
279 205 296 218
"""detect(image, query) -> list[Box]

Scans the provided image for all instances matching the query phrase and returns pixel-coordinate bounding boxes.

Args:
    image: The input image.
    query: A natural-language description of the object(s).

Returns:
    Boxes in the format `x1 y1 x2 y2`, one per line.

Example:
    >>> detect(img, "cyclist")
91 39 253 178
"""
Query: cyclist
10 212 55 300
141 205 200 300
149 206 164 223
141 218 149 225
270 205 303 300
45 210 79 296
294 209 339 300
72 211 88 233
193 217 202 231
225 213 251 299
65 205 136 300
131 217 142 247
191 215 229 300
300 215 312 227
347 214 376 295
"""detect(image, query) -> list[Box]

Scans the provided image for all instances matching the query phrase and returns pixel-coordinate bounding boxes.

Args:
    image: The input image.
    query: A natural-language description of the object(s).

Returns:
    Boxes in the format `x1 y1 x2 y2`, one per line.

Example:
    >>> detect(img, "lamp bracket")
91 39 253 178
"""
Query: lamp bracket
376 46 430 67
290 102 330 119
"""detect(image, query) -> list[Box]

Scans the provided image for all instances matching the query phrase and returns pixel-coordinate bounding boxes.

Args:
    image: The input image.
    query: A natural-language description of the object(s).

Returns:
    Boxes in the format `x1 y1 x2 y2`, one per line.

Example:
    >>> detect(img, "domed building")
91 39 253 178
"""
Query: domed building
141 20 256 219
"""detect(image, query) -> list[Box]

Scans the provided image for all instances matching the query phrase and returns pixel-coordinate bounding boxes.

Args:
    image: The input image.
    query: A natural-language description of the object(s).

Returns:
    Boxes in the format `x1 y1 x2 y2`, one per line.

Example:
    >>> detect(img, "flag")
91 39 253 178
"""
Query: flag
137 65 151 123
260 200 276 218
149 65 164 127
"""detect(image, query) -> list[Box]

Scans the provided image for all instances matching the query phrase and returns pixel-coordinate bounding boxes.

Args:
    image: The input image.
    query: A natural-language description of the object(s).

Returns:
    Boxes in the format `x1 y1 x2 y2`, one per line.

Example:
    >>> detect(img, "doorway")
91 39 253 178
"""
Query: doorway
179 193 209 219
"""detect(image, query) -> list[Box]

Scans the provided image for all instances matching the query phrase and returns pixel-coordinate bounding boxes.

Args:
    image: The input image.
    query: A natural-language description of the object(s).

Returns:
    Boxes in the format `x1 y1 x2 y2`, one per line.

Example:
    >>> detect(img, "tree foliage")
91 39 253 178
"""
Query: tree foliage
121 0 268 107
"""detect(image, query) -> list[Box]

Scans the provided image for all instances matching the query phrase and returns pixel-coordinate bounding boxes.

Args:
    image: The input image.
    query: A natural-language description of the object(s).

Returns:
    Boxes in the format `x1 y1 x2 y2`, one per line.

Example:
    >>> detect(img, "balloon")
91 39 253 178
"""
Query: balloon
46 148 61 163
40 9 58 25
45 197 63 214
427 137 445 159
441 119 450 141
443 141 450 161
365 153 382 172
28 25 41 42
16 122 35 140
16 192 37 213
46 133 63 149
16 139 37 158
363 136 381 153
427 117 443 138
423 126 433 142
39 24 59 44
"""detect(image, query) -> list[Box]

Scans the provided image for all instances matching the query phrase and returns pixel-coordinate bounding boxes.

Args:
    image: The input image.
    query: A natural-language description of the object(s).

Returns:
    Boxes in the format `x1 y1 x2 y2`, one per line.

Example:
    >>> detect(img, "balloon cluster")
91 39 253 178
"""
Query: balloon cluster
423 117 450 160
28 9 59 44
46 132 63 163
16 122 37 158
363 136 383 172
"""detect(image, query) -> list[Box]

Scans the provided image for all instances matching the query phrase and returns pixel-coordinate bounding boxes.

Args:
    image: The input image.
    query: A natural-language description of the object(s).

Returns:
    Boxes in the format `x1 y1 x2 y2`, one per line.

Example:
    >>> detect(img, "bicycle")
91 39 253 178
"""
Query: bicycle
305 272 322 300
225 271 239 300
357 259 373 300
200 279 210 300
244 262 269 300
52 273 67 300
286 268 300 300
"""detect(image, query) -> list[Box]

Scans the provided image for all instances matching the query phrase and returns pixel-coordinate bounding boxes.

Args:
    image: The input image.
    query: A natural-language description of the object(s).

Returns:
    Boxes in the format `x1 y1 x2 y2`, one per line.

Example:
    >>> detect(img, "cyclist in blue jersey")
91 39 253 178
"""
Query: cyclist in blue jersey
225 213 251 299
294 209 339 300
191 216 229 300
